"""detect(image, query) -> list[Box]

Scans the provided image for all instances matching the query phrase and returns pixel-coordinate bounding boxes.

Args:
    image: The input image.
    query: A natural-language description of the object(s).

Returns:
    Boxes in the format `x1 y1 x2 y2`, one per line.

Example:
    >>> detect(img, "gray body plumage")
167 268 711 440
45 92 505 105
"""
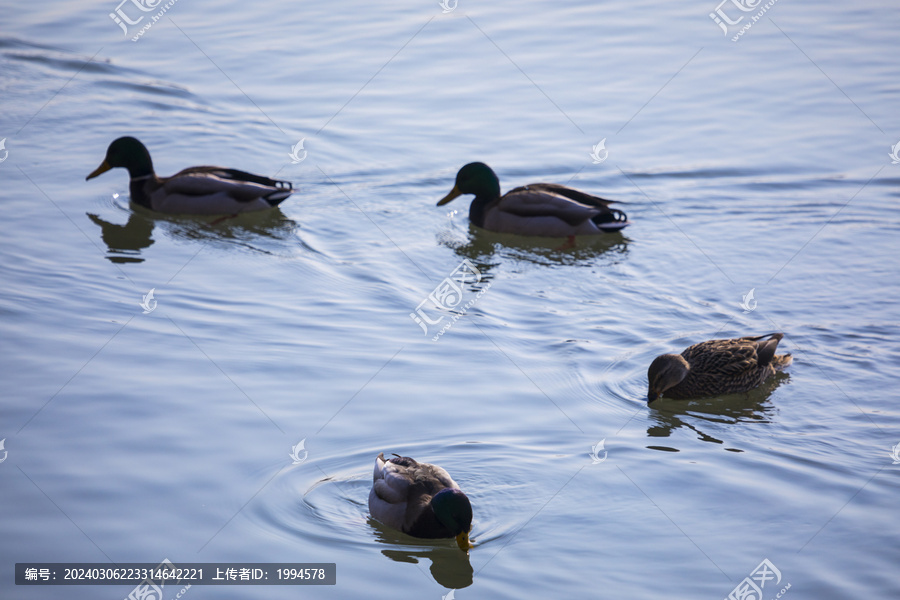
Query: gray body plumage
132 167 292 214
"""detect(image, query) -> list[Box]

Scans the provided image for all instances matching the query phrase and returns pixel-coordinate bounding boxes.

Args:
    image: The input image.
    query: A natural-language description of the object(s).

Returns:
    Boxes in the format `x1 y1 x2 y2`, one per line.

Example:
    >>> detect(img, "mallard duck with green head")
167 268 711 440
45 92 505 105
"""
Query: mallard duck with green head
437 162 629 237
87 137 293 215
368 452 473 552
647 333 792 403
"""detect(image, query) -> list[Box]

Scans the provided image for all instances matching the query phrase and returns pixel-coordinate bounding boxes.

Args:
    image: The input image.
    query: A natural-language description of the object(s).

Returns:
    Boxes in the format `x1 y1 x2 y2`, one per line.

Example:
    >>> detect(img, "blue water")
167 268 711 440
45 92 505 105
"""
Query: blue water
2 0 899 598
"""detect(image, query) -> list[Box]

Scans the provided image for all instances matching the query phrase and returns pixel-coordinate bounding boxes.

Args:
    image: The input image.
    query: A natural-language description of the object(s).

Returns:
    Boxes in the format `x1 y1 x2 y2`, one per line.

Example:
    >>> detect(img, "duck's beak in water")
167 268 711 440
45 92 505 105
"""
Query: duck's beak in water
456 531 473 552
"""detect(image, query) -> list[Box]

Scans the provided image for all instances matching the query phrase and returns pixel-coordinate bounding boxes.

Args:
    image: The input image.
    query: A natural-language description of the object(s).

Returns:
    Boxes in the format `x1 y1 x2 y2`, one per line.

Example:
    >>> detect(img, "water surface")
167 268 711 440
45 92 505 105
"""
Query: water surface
1 1 899 598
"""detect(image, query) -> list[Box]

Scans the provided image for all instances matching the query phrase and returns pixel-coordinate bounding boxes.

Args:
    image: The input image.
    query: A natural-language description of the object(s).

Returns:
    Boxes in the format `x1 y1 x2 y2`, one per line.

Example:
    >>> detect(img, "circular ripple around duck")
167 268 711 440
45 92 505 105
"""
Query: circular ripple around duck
248 441 562 558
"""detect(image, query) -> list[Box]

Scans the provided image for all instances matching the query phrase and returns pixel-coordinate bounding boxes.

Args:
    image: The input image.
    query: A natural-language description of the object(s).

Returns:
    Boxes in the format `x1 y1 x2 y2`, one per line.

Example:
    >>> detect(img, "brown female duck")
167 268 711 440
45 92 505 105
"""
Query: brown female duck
647 333 792 403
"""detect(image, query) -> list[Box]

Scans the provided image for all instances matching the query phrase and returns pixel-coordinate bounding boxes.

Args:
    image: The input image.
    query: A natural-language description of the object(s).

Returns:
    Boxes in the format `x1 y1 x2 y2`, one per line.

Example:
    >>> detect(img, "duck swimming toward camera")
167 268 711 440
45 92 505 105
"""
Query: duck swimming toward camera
437 162 629 237
647 333 792 403
368 453 473 552
86 136 293 215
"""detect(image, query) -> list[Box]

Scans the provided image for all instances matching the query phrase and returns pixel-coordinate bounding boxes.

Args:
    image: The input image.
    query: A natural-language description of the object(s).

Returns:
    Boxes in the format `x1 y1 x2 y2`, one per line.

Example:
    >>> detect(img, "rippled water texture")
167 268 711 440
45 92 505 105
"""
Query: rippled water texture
1 1 899 598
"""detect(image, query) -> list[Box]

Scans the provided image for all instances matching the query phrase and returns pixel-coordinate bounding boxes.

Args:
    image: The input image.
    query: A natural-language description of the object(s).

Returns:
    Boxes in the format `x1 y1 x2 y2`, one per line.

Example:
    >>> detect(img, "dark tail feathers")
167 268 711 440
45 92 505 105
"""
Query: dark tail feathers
591 208 629 231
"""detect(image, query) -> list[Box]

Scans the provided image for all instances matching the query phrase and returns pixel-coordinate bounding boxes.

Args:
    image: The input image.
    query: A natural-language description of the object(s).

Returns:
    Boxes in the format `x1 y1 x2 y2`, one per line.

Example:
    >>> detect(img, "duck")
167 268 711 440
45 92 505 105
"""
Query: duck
647 333 792 403
368 452 473 552
86 136 293 215
437 162 629 237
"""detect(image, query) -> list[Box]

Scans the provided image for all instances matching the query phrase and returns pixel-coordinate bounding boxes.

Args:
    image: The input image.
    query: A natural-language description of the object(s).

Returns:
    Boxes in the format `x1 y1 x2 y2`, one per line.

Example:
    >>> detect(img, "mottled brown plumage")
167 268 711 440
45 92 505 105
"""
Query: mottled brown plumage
647 333 792 403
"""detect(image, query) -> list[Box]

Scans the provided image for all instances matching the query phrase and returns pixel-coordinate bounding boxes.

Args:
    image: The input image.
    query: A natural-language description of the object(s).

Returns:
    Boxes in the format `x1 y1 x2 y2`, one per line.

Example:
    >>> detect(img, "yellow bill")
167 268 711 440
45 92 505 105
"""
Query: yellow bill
455 531 473 552
437 185 463 206
86 160 112 181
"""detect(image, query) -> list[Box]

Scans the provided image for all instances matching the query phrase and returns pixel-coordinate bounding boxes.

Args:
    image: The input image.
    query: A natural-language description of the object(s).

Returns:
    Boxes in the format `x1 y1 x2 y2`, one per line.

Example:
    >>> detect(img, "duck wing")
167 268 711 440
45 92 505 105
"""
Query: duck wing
372 453 415 504
497 187 604 226
512 183 618 210
188 167 292 189
682 333 784 376
369 453 412 532
163 167 293 203
379 454 458 496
